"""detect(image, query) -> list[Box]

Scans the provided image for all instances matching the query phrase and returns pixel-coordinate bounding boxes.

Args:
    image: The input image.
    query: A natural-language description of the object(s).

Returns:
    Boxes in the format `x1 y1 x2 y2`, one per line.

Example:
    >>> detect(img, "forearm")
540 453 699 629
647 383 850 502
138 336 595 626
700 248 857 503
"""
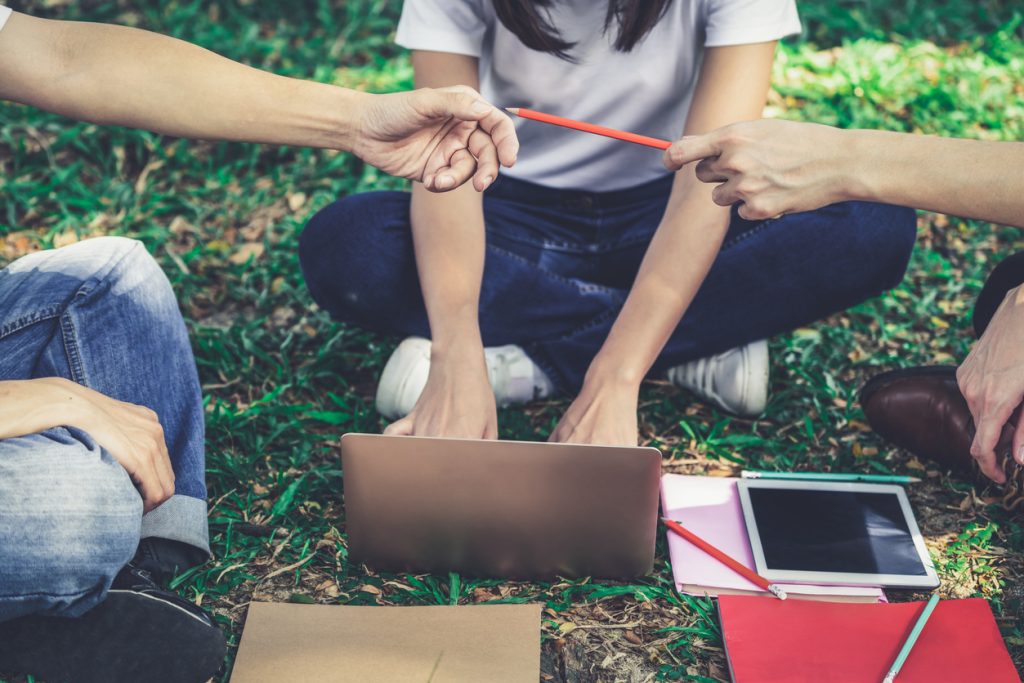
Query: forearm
0 13 364 150
407 50 488 354
587 42 773 386
410 185 486 353
591 174 729 384
844 131 1024 228
0 378 91 440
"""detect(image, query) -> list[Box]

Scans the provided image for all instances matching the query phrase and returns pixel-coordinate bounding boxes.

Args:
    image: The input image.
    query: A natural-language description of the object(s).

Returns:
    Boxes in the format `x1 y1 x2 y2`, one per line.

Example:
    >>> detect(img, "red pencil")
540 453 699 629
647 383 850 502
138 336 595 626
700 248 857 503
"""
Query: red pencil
506 107 672 150
661 518 787 600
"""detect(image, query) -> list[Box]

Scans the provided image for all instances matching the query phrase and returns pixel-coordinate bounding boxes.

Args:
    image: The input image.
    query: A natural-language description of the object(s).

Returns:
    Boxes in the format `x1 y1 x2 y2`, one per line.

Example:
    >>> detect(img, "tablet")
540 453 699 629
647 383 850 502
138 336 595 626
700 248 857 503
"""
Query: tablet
737 480 939 589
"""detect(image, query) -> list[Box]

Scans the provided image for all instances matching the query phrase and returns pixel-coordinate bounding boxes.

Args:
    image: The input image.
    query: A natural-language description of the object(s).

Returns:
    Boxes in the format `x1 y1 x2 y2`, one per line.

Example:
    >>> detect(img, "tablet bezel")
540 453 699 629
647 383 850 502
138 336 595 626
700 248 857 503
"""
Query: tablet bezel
736 479 939 589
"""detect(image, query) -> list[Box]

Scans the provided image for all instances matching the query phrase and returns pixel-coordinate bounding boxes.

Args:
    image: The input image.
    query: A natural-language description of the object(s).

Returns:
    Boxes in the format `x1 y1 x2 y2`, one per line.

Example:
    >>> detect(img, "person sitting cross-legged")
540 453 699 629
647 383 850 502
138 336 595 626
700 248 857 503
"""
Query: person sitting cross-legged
0 5 516 682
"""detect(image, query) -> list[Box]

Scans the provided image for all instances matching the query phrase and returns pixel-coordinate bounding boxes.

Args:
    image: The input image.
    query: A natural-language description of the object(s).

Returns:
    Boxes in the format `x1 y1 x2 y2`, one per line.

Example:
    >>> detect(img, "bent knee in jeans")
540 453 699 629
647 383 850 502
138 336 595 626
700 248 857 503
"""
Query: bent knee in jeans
299 192 422 331
837 201 918 292
0 428 142 621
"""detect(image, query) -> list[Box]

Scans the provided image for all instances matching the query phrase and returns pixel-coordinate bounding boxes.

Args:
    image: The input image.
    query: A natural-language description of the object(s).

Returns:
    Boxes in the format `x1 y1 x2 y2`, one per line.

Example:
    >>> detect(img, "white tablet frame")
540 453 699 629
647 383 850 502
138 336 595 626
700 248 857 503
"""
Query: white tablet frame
737 480 939 589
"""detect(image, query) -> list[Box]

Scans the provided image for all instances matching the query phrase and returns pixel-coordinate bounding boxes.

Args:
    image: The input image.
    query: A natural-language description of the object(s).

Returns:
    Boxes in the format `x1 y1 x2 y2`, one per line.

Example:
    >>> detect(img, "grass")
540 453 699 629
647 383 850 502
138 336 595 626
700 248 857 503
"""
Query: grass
2 1 1023 680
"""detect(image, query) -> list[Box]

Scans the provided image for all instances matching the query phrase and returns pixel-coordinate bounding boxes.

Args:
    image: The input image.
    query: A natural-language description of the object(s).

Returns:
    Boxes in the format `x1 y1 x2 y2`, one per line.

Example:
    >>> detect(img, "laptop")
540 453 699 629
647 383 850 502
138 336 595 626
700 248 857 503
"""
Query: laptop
341 434 662 580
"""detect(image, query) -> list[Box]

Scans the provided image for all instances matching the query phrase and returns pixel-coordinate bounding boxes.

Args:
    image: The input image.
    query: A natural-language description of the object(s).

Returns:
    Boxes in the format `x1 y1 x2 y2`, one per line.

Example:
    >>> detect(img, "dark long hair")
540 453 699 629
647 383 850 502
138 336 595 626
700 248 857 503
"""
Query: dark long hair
492 0 674 61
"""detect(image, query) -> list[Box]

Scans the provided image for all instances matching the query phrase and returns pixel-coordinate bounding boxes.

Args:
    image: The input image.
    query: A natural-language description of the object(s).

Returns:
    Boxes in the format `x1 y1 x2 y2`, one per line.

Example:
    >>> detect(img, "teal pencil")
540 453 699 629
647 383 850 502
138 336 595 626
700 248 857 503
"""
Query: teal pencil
882 593 941 683
741 471 921 484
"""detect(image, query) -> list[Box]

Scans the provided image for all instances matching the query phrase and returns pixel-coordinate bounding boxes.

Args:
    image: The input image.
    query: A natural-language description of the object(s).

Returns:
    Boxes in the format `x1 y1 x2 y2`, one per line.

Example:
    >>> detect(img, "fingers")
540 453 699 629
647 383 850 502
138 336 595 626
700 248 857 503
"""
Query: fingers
426 148 475 193
1013 410 1024 467
432 87 519 168
422 120 473 191
663 133 722 171
710 179 742 208
467 128 499 191
970 401 1014 484
435 86 494 122
483 409 499 440
152 421 176 502
694 157 728 184
384 415 414 436
471 106 519 169
137 408 175 512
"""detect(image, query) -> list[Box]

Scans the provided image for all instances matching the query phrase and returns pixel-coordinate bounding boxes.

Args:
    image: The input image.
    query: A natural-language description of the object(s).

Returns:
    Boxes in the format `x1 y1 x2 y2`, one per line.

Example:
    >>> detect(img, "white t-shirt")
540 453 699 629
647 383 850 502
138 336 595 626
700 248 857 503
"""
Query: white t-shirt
0 6 12 33
397 0 800 191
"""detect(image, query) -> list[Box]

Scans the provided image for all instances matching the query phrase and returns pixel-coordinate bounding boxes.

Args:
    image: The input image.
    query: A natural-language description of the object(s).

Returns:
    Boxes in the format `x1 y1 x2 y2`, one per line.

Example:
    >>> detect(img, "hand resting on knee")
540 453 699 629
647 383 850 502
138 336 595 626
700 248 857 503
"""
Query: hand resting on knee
0 378 174 512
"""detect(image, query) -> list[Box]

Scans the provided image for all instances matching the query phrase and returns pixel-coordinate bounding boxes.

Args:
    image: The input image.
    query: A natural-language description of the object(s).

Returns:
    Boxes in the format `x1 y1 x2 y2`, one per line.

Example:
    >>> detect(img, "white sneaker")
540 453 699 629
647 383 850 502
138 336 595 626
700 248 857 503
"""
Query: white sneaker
374 337 554 419
666 340 769 418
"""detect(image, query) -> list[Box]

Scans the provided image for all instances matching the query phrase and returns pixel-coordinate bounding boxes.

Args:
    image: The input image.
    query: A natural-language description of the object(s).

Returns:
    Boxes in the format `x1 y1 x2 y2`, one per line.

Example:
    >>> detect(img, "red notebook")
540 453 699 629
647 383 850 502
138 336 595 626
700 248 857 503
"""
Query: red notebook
718 595 1020 682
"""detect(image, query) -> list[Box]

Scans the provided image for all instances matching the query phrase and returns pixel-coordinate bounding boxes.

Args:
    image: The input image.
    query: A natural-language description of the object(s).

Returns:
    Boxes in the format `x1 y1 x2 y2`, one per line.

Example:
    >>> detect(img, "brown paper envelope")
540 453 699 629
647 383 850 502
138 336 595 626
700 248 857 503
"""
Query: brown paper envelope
231 602 540 683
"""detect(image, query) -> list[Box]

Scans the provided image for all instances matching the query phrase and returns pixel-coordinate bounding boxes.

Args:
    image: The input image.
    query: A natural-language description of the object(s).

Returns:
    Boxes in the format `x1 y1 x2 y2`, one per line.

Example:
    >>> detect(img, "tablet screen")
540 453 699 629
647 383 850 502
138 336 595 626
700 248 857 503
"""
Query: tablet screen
746 487 928 576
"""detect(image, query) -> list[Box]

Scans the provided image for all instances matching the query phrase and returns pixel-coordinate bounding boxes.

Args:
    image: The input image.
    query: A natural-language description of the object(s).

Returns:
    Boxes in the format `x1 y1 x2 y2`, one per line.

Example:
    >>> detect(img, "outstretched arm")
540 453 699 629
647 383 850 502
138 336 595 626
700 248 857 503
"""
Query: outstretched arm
664 120 1024 228
0 11 517 191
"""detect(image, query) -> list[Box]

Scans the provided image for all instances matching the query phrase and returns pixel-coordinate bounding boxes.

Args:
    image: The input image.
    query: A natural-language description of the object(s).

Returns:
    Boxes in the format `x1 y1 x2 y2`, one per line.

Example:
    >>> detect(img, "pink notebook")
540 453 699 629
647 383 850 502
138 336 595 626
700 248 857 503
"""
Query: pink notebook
660 474 885 603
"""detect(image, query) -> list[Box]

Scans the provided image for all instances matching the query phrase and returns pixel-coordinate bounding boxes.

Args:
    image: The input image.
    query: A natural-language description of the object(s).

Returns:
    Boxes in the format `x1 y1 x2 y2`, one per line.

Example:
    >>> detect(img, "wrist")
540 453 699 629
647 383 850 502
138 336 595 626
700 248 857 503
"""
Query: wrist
584 354 644 393
429 327 485 365
34 377 98 429
838 129 880 203
322 87 370 152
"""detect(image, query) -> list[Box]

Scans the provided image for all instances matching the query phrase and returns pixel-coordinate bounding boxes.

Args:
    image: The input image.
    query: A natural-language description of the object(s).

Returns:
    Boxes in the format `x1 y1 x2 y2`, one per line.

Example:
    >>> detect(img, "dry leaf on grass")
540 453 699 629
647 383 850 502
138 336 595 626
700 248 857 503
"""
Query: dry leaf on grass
229 242 265 264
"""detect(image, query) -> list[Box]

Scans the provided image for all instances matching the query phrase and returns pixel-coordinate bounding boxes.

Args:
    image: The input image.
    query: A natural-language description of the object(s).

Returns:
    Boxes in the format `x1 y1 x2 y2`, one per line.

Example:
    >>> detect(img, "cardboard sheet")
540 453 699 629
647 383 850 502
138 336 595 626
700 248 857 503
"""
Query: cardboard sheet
231 602 540 683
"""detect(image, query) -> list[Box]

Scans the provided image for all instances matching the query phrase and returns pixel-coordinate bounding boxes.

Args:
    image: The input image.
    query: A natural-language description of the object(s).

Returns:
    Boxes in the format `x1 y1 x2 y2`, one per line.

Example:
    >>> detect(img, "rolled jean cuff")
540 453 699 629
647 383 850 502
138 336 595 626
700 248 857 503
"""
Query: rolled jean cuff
140 494 210 557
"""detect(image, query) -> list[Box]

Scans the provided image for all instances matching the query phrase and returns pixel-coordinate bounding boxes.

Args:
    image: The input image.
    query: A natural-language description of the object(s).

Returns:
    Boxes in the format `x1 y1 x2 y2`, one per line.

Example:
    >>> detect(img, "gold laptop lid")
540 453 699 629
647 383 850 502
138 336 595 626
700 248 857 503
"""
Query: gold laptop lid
341 434 662 580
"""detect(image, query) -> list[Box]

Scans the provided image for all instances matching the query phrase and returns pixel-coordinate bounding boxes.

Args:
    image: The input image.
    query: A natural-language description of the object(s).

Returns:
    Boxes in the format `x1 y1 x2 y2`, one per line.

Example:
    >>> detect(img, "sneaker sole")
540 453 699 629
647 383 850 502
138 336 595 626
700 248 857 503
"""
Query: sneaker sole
0 590 225 683
735 340 769 418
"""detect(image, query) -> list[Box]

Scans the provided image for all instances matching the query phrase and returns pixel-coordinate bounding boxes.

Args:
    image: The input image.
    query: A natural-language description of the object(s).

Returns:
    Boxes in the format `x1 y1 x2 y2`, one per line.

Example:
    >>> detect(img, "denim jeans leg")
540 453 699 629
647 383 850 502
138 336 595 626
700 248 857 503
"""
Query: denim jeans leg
0 237 209 559
650 201 919 371
299 189 627 393
526 201 918 386
0 429 142 621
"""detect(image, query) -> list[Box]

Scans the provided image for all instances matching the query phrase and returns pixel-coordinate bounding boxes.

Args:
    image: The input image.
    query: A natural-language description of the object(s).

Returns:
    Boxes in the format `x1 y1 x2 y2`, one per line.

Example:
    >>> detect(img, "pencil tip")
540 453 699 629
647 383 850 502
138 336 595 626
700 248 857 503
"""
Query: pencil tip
505 107 520 115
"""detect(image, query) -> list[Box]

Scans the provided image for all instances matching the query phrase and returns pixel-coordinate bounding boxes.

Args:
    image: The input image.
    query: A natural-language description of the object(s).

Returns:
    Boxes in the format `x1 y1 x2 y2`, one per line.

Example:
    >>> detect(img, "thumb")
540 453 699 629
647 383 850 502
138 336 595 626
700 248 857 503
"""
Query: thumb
383 414 415 436
418 87 492 123
663 133 722 171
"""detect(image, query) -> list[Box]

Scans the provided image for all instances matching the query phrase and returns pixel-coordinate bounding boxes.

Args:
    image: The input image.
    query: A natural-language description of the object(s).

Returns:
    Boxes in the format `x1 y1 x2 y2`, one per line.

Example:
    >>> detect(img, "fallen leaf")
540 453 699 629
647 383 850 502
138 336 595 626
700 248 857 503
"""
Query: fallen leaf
229 242 265 265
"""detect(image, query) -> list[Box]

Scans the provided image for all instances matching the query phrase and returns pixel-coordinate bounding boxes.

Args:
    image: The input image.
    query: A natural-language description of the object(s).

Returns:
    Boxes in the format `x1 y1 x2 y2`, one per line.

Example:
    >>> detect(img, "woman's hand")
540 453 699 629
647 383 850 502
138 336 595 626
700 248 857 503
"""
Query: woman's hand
662 119 857 220
0 377 174 512
549 375 640 446
355 86 519 193
383 342 498 439
957 285 1024 484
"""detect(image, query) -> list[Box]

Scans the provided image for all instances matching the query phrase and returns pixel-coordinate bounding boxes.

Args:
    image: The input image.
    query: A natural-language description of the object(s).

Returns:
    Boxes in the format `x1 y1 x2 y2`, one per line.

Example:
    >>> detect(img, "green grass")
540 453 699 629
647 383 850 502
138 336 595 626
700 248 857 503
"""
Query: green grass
2 1 1023 680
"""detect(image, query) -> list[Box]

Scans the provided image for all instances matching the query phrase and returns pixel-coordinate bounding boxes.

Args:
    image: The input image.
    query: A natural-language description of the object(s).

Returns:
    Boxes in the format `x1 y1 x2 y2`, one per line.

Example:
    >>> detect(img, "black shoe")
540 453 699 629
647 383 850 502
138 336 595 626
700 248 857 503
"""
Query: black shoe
133 537 210 587
0 564 225 683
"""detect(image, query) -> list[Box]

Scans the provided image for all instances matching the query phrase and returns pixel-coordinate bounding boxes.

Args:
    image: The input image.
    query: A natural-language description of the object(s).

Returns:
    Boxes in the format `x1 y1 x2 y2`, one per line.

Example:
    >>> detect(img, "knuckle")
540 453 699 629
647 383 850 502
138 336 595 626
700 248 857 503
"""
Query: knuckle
728 153 750 173
719 129 741 147
744 200 769 219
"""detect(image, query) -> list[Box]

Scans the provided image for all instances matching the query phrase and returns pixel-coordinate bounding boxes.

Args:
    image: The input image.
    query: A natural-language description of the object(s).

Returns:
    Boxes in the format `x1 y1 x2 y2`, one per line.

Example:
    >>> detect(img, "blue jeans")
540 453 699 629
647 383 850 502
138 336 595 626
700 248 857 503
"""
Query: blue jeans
0 237 209 621
300 175 917 392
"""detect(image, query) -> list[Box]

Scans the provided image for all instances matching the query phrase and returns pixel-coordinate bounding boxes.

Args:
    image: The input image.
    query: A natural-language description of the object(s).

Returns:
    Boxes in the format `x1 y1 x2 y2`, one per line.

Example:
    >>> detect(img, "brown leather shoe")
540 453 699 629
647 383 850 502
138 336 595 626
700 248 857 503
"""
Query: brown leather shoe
859 365 1024 511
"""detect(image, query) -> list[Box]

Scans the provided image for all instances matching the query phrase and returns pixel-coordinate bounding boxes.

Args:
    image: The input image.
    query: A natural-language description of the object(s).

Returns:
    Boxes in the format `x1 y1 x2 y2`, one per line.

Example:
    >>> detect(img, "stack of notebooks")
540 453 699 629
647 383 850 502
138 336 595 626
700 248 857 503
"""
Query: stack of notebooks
660 474 885 602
